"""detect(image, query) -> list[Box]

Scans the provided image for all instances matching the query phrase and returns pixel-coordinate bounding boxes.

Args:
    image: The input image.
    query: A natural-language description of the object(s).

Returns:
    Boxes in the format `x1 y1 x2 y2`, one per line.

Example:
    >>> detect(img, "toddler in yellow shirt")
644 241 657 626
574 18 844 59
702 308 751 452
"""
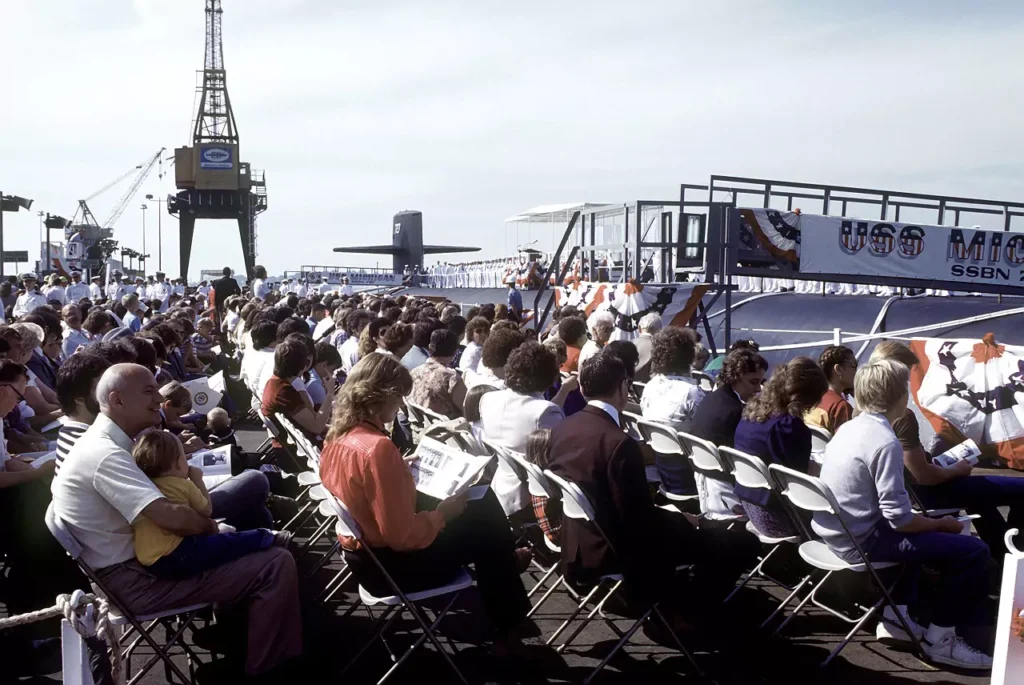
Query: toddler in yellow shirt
132 430 288 580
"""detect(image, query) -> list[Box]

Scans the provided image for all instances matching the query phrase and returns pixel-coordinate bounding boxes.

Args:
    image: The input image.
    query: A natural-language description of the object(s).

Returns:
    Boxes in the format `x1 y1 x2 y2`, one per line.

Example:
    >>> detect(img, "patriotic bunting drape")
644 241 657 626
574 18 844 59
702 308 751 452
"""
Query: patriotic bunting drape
738 208 801 263
910 334 1024 469
552 281 710 340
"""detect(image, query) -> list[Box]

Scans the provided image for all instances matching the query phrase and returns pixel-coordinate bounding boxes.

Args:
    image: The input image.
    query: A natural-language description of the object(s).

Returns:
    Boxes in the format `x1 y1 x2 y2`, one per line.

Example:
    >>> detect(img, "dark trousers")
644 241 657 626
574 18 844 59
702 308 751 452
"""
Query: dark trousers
914 474 1024 560
644 510 759 614
209 469 274 530
147 529 276 580
852 521 991 628
655 454 697 497
345 489 529 635
0 479 85 615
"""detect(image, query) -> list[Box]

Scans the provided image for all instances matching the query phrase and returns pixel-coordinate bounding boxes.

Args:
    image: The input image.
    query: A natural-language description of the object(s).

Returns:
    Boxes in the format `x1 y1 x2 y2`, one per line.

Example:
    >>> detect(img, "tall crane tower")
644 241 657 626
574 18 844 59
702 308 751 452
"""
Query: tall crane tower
168 0 267 281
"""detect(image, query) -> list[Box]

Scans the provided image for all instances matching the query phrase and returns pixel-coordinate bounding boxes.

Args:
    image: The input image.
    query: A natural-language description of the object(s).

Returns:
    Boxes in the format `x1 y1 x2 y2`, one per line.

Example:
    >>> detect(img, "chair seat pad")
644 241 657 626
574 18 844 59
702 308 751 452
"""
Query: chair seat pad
308 485 328 501
110 602 211 625
297 471 321 486
746 521 800 545
359 569 473 606
798 540 899 572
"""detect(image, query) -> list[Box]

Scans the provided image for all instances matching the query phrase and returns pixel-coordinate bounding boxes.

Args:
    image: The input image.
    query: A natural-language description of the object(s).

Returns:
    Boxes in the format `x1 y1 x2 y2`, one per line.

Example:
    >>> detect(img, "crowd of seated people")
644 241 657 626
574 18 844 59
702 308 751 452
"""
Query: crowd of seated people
0 262 1008 678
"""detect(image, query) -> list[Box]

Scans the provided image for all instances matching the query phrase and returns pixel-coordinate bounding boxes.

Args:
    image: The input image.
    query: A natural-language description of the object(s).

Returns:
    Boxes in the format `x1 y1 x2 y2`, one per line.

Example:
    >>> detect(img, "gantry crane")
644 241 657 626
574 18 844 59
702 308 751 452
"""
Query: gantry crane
168 0 267 281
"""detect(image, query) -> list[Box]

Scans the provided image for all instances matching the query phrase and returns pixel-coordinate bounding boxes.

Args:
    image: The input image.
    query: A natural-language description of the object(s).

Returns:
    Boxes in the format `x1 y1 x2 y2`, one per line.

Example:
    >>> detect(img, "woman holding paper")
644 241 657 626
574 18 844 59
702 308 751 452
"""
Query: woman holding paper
319 353 532 654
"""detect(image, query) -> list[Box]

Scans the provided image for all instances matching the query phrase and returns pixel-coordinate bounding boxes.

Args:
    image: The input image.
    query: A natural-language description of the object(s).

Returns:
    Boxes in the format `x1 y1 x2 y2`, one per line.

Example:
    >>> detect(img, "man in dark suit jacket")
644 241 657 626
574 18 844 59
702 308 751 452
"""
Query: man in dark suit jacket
212 267 241 325
691 349 769 449
548 351 758 614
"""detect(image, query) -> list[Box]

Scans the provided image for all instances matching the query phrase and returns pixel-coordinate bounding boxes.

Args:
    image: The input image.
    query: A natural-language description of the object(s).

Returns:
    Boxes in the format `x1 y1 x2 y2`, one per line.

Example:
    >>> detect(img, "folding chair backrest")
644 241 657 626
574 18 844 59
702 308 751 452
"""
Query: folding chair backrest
805 422 832 455
325 494 364 540
636 418 686 457
768 464 837 515
418 404 449 427
422 424 474 453
678 431 728 475
692 371 715 393
543 469 596 523
630 381 647 403
44 504 82 561
620 410 645 442
508 452 560 500
481 439 527 483
719 446 772 492
404 401 427 429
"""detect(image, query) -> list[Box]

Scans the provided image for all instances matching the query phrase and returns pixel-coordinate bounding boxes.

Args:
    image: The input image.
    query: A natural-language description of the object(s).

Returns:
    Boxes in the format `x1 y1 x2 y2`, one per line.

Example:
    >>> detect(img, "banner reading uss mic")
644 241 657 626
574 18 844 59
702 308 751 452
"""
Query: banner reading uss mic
797 214 1024 287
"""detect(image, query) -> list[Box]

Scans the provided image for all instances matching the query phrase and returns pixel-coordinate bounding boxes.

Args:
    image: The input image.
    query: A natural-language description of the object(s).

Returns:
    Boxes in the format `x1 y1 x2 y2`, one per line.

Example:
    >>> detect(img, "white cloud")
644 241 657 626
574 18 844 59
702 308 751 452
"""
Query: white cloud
1 0 1022 278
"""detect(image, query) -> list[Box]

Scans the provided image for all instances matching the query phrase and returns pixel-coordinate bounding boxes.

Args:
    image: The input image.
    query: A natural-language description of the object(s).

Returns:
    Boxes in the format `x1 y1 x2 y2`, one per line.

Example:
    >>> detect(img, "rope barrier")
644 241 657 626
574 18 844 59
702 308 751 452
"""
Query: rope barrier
0 590 123 685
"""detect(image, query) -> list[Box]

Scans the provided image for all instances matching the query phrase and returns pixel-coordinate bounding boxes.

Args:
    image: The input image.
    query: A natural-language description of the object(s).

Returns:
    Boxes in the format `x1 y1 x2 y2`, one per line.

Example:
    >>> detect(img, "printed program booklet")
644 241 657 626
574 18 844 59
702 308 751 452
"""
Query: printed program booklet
189 444 233 487
408 437 492 500
932 439 982 469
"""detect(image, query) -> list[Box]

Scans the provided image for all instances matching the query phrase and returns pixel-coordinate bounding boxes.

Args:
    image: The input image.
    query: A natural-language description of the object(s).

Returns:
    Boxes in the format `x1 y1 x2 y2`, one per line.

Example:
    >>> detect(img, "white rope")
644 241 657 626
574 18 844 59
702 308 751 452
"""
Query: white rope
0 591 123 685
751 306 1024 353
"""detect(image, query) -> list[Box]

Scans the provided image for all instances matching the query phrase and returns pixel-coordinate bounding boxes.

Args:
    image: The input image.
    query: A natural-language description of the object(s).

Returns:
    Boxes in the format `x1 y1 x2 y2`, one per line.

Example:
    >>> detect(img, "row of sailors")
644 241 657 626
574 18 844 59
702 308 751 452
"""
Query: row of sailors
427 259 543 289
248 276 354 302
12 271 187 319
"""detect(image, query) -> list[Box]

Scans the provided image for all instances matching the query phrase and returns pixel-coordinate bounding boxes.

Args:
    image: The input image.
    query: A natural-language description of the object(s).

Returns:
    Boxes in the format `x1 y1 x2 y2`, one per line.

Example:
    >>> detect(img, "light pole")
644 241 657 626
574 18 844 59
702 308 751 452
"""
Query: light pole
37 211 44 273
145 194 164 271
0 193 34 278
140 203 148 273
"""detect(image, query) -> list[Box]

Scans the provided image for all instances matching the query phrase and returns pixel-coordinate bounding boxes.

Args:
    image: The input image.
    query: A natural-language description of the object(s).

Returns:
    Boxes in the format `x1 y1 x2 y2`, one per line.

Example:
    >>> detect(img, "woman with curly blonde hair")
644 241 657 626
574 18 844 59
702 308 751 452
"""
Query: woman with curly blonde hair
319 353 532 653
733 356 828 538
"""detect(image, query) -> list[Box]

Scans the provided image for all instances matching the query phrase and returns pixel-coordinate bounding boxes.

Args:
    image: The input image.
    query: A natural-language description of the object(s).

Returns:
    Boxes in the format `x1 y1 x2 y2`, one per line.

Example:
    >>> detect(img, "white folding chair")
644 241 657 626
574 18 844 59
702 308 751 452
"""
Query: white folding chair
717 446 815 623
45 505 209 685
325 495 472 685
403 401 427 439
505 452 574 616
677 430 745 522
691 371 715 393
767 465 922 666
804 422 832 454
415 402 449 428
542 469 703 684
634 419 699 506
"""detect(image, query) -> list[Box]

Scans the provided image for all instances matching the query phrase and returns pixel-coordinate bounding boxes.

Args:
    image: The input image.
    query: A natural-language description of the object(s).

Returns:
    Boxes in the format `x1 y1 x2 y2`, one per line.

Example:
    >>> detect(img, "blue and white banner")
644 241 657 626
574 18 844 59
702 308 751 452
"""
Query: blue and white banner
798 213 1024 287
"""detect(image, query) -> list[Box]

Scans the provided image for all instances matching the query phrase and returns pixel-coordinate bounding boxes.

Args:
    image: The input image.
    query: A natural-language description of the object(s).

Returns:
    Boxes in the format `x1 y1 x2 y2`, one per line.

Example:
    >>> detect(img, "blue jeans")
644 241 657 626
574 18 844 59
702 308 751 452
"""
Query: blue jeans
849 521 991 628
914 475 1024 560
210 470 273 530
147 529 276 580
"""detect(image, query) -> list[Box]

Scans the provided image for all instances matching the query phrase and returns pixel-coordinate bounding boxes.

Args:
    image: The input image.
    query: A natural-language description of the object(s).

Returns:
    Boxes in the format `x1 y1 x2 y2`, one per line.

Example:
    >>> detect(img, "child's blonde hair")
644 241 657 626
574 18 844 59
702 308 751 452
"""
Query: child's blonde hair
208 407 230 430
133 430 184 478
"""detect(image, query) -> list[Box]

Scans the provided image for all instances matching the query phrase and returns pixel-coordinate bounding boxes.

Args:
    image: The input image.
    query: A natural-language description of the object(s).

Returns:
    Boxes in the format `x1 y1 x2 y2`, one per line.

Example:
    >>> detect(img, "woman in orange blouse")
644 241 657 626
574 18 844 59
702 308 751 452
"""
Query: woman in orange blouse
319 353 531 650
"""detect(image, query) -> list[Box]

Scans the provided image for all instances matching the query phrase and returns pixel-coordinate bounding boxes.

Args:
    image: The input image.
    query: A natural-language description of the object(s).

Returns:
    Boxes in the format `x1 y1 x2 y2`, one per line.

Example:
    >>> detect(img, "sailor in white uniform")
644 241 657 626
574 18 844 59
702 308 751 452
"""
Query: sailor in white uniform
105 271 127 303
65 271 89 303
13 274 48 319
251 265 270 301
318 277 333 295
150 272 172 312
340 276 353 297
88 276 103 301
43 275 66 305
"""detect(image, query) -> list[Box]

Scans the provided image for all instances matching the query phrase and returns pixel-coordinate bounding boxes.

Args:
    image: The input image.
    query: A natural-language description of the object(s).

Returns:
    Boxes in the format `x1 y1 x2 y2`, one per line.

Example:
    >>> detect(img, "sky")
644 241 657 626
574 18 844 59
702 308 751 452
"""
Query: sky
1 0 1023 281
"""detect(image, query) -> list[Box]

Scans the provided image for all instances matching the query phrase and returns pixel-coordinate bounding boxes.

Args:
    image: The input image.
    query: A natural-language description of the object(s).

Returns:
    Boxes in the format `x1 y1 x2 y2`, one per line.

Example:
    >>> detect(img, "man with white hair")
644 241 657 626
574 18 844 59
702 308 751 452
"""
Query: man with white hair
43 274 66 306
577 310 615 370
50 364 301 677
633 312 663 382
815 358 992 671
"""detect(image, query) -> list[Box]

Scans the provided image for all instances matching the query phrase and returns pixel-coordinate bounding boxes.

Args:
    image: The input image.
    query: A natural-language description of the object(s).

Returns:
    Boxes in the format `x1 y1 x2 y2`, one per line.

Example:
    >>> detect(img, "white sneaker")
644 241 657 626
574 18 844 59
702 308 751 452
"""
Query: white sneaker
876 611 924 645
923 633 992 671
